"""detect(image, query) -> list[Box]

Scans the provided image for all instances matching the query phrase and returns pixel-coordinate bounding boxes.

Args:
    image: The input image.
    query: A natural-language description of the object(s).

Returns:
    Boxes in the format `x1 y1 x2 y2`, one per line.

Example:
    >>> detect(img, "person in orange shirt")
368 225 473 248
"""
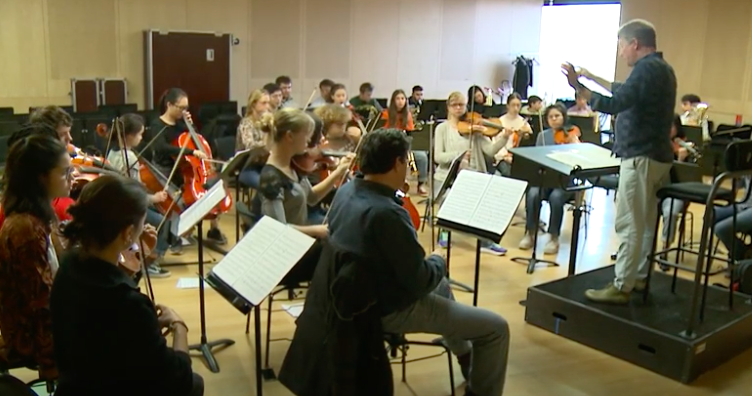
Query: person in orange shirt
382 89 428 195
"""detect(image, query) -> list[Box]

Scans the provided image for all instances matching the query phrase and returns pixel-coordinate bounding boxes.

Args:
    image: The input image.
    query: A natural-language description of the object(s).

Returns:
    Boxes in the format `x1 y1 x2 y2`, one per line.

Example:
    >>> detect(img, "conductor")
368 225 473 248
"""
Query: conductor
561 19 677 304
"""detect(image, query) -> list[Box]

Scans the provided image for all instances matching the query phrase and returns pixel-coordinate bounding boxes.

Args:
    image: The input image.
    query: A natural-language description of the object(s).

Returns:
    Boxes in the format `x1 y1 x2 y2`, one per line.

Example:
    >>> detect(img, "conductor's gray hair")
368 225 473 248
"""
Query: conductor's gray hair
618 19 657 48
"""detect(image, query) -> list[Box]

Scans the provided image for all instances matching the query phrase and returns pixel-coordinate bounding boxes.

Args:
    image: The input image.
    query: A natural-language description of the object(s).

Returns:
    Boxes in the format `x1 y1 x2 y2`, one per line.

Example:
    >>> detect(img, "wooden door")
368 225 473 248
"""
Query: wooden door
144 30 231 115
71 79 99 113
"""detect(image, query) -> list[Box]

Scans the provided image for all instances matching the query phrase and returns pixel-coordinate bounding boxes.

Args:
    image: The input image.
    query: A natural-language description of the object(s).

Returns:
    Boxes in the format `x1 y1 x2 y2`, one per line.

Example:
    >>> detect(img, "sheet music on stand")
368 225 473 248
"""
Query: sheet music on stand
546 146 621 171
437 171 527 243
208 216 315 308
220 147 260 177
177 180 228 236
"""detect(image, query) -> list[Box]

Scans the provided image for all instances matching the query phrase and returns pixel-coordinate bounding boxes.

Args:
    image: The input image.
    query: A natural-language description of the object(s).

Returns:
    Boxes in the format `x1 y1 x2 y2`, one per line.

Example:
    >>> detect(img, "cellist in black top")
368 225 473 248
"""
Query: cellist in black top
146 88 227 245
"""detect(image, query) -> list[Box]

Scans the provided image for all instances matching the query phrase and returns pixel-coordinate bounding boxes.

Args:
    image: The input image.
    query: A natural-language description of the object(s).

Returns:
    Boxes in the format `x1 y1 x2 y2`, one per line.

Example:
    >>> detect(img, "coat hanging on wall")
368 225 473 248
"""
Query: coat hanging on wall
512 56 535 99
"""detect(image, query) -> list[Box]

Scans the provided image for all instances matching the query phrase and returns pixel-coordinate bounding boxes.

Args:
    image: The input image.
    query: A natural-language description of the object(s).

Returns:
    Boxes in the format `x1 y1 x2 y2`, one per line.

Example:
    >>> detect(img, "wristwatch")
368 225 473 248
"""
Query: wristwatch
169 320 188 333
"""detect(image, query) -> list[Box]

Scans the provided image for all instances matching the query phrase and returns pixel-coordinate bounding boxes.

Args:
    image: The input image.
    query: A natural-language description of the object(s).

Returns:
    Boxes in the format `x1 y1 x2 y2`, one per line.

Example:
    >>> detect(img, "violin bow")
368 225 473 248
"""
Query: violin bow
302 87 317 110
114 117 156 302
320 128 370 225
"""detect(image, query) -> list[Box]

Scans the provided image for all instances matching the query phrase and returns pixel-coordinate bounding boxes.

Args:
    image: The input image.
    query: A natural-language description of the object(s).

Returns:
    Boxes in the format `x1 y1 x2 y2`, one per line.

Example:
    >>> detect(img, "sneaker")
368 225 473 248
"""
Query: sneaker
480 242 507 256
147 264 171 278
585 283 629 304
207 227 227 245
438 230 449 249
169 243 184 255
518 233 533 250
417 183 428 196
543 235 559 255
633 279 647 292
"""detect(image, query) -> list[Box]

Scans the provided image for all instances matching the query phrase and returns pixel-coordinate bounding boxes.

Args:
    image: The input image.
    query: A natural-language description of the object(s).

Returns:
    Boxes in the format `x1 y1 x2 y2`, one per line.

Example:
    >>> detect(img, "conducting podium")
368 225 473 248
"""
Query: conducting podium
509 143 621 275
205 216 316 396
437 170 527 306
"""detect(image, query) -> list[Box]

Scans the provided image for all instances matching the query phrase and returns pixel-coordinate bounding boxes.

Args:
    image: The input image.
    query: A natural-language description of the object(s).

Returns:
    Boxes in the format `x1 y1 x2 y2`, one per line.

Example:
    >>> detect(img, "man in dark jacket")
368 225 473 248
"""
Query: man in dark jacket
280 129 510 396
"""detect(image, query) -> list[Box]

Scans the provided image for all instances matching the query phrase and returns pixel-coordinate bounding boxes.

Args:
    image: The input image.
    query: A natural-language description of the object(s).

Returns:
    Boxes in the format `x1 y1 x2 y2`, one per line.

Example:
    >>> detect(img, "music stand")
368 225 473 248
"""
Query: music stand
510 143 620 276
177 180 236 373
220 149 253 242
436 171 527 306
426 152 474 293
205 216 316 396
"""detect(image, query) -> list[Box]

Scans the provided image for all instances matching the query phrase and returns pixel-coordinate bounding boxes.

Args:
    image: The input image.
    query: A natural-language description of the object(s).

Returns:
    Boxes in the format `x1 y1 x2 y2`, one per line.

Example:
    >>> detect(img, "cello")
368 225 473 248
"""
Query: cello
174 114 233 214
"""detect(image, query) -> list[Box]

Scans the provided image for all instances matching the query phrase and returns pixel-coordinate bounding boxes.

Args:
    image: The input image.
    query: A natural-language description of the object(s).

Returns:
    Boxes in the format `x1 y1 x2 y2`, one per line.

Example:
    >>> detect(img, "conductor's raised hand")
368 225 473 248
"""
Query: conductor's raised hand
560 62 580 88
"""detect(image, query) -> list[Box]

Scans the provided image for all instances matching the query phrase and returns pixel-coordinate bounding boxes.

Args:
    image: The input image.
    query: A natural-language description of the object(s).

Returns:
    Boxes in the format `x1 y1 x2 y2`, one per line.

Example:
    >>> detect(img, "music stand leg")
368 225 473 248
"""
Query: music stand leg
567 196 585 277
445 231 475 293
472 240 481 306
235 173 241 243
189 222 235 373
254 304 264 396
510 189 559 274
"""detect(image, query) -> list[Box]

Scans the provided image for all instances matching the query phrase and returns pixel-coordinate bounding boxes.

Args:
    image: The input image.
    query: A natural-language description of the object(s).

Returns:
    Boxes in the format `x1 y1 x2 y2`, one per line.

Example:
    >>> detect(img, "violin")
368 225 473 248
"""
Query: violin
553 125 582 145
118 232 158 277
174 115 233 215
457 112 504 137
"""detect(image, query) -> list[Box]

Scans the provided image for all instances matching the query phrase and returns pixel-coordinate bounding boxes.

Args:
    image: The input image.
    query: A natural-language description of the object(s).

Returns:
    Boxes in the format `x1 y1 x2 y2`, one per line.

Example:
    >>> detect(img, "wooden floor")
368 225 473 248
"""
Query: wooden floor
15 187 752 395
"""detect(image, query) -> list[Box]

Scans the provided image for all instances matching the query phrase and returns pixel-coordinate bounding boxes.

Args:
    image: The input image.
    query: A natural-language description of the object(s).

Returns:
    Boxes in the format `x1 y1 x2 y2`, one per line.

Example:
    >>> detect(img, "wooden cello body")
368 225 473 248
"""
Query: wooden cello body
175 120 233 214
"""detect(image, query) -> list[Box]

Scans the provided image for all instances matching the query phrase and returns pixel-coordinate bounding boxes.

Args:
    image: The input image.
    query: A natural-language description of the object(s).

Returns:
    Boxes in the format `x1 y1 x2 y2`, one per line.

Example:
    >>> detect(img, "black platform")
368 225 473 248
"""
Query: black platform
525 266 752 383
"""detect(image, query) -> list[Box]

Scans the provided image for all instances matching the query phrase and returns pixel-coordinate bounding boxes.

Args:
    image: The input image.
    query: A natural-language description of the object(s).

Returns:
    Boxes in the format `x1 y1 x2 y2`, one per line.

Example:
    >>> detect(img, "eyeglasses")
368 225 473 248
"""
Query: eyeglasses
172 104 189 111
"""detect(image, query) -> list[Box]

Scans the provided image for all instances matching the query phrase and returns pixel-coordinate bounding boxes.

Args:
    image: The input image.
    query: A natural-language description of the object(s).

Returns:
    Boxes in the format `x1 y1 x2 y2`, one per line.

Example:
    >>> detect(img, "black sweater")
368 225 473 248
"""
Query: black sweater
148 117 195 168
50 250 194 396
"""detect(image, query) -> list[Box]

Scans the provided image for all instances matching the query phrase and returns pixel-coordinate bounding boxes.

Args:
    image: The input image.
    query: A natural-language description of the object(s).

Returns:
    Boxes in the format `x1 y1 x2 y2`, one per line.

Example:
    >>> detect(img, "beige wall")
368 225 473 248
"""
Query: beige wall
620 0 752 124
0 0 542 113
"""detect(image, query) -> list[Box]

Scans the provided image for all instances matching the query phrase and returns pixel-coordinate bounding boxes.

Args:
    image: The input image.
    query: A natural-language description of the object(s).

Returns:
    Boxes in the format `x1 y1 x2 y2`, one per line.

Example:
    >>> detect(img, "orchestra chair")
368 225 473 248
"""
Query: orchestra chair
383 333 456 396
645 140 752 320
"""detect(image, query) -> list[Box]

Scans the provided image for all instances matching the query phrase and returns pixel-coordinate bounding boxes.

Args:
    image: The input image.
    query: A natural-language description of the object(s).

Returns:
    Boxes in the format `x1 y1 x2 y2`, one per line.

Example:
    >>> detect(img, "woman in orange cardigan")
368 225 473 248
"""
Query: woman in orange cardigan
382 89 428 195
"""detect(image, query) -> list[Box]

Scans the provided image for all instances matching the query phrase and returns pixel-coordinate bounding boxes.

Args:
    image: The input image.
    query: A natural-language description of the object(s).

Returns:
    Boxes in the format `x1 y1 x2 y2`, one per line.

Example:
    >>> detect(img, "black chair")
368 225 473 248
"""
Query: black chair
384 333 456 396
646 140 752 321
0 108 14 119
0 121 20 137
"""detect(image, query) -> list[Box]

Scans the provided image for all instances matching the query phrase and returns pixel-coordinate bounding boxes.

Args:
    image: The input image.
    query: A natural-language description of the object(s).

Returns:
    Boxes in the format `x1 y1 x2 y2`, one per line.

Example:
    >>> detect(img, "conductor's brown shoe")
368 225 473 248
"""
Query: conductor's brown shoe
585 283 629 304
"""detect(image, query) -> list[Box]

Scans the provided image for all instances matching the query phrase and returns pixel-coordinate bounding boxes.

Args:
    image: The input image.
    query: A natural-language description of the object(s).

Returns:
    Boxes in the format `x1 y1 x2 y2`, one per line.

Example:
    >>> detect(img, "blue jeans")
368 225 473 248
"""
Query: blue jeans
525 187 574 237
145 207 169 258
714 205 752 260
413 150 429 183
661 198 685 244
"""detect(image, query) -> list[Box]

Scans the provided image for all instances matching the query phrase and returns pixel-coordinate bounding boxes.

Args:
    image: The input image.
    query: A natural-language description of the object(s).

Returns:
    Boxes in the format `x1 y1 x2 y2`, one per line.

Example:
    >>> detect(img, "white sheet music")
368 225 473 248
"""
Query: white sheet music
546 146 621 170
177 179 227 236
437 171 527 236
211 216 315 306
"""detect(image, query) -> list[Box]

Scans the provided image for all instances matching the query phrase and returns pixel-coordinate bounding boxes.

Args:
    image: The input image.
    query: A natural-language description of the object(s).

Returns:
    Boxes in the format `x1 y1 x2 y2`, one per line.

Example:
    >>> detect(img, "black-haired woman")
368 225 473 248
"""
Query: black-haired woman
50 175 203 396
0 135 73 378
108 113 173 278
148 88 226 246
